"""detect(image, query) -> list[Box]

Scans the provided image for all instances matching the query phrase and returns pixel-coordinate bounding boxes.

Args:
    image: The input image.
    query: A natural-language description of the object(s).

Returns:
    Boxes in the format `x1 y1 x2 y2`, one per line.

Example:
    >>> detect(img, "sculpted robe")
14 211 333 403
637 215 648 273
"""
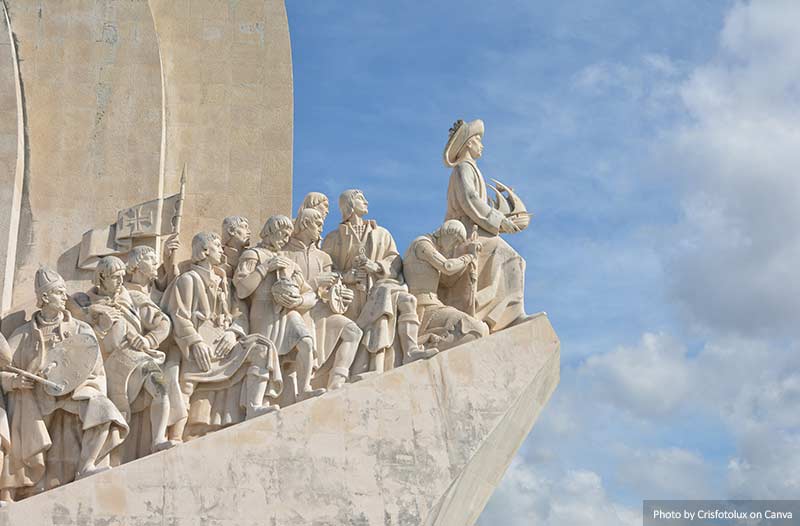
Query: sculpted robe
284 237 361 380
0 312 128 495
322 221 407 354
234 246 314 358
444 160 526 331
161 265 282 439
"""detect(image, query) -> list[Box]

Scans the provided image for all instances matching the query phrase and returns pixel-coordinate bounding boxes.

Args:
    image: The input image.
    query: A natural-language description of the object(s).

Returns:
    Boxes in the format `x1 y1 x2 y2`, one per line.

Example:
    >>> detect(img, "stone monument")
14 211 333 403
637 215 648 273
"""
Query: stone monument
0 1 557 524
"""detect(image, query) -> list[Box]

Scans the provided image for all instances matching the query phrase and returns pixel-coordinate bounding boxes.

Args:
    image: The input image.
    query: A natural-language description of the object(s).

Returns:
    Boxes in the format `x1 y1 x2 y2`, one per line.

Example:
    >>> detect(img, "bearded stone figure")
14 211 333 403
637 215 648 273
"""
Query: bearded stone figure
0 268 128 499
68 256 176 464
442 119 533 332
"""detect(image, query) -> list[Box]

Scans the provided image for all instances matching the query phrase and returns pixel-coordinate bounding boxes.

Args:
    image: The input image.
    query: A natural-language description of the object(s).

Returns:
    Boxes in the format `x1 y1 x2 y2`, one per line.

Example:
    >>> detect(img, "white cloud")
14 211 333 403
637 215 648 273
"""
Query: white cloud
616 447 714 499
663 0 800 337
479 458 640 526
578 332 693 418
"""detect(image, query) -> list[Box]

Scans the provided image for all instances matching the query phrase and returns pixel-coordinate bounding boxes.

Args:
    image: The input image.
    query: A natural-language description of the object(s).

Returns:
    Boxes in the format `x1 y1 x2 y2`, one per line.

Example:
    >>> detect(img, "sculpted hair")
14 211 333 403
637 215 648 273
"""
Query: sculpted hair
433 220 467 242
260 215 293 241
127 245 157 274
297 192 329 216
338 189 362 222
192 232 221 263
94 255 127 286
221 215 249 244
294 207 323 236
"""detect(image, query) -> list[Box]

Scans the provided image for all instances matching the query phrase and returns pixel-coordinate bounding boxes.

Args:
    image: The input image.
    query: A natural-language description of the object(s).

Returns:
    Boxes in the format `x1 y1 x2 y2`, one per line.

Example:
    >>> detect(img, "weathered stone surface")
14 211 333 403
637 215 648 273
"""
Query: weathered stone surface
0 314 559 525
0 0 293 322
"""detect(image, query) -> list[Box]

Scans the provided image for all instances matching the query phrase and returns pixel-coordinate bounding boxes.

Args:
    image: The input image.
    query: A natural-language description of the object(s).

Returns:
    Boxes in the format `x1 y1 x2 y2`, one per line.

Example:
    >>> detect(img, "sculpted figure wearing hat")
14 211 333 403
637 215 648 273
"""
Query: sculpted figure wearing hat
442 119 532 332
0 267 128 499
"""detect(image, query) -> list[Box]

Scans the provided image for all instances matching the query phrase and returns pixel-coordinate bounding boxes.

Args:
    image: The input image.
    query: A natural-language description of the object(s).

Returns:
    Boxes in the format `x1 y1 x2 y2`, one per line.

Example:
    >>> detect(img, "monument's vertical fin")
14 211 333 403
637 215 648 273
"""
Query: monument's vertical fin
148 0 294 260
1 0 163 311
0 1 24 316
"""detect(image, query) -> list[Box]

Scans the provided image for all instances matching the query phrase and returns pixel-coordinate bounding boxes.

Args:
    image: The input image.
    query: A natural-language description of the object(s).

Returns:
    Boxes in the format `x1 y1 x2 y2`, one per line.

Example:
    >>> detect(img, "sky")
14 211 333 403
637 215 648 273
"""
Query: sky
287 1 800 524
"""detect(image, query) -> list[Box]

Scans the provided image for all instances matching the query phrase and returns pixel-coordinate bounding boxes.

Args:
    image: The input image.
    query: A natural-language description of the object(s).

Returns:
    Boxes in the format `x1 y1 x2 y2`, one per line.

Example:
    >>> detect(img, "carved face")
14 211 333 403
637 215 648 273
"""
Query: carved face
438 233 463 257
466 135 483 159
137 251 160 282
100 269 125 296
270 226 293 250
42 285 68 311
307 215 324 241
206 237 224 266
316 199 329 219
229 222 251 247
353 192 369 216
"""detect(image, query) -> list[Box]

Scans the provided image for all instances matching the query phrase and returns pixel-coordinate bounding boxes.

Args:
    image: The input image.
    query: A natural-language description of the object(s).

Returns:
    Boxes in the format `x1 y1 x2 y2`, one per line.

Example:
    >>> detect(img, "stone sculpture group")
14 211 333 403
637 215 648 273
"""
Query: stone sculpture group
0 119 533 505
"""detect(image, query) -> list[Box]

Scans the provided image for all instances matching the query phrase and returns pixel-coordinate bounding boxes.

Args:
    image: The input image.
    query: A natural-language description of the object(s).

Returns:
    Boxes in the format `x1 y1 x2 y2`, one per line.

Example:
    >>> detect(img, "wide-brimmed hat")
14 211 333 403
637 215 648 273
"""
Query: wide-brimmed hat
443 119 484 167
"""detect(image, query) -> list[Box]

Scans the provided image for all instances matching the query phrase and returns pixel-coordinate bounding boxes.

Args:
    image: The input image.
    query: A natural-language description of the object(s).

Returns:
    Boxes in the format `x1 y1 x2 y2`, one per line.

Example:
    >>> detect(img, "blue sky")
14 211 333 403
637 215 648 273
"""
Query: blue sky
288 1 800 523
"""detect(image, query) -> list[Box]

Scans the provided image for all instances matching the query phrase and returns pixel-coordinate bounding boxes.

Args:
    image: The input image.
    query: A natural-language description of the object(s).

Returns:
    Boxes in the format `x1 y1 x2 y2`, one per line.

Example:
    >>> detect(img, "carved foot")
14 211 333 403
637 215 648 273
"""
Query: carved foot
246 404 280 419
350 371 380 383
298 387 326 402
75 465 111 480
153 440 179 453
327 373 348 390
406 346 439 363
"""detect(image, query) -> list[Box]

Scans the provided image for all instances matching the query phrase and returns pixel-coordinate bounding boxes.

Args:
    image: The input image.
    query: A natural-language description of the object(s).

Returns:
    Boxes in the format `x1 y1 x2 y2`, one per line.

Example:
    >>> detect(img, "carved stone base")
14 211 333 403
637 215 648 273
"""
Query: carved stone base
0 314 559 526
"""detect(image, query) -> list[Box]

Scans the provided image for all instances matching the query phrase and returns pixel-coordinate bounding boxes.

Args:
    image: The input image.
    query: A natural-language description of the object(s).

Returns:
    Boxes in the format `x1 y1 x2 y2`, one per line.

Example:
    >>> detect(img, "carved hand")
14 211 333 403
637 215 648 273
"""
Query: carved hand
163 233 181 264
316 272 338 289
340 287 355 306
358 258 381 275
466 240 482 257
342 269 360 285
10 374 35 391
275 291 303 309
129 333 151 352
266 256 292 273
500 217 521 234
216 331 238 358
190 342 213 372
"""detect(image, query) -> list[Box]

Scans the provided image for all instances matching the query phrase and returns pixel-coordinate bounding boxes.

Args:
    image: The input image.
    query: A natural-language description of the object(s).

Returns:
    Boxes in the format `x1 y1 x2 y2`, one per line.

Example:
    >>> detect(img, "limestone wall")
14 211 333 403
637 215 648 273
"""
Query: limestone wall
0 315 560 526
0 0 293 323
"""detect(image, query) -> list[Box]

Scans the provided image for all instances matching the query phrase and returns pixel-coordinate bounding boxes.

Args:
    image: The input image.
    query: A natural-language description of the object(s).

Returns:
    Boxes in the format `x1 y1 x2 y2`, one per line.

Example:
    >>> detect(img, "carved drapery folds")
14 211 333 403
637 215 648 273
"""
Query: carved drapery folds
0 118 532 505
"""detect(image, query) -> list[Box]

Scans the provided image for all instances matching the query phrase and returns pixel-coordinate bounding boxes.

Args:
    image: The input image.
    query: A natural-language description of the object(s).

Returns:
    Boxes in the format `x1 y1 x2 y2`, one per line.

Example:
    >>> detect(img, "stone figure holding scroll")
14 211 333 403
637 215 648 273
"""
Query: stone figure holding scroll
0 268 128 497
404 220 489 351
285 207 361 390
443 119 532 332
322 189 437 375
69 256 175 462
234 216 326 402
161 233 282 440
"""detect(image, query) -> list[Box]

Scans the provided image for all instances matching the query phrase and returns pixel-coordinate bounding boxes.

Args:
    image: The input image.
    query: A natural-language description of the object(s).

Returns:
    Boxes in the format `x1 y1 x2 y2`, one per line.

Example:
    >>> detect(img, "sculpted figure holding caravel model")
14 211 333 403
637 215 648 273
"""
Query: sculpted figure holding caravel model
0 117 533 501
